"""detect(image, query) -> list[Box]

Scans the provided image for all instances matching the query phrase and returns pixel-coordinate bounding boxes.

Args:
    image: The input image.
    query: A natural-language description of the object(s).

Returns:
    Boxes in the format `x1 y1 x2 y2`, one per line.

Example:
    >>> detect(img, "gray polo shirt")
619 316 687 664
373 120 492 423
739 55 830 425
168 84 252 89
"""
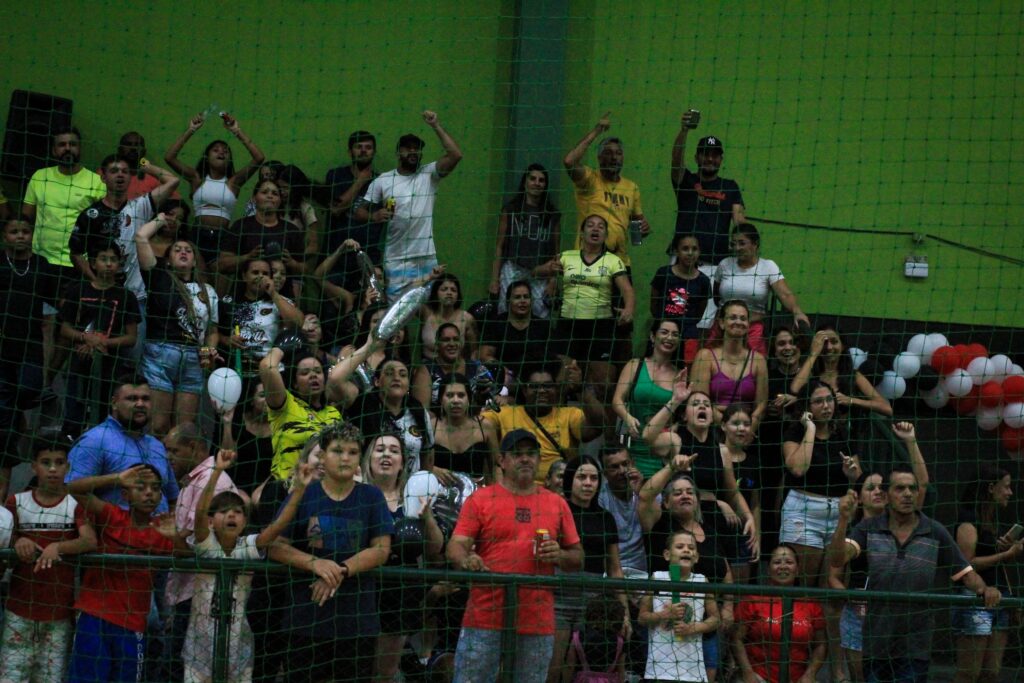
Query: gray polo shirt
847 511 972 661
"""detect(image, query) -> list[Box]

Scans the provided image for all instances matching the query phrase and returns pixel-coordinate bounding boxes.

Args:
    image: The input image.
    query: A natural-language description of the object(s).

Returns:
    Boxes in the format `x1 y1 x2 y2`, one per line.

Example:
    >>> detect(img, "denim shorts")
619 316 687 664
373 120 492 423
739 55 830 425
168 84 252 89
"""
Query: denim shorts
780 489 842 549
840 601 865 651
452 627 553 683
951 587 1011 636
141 342 204 394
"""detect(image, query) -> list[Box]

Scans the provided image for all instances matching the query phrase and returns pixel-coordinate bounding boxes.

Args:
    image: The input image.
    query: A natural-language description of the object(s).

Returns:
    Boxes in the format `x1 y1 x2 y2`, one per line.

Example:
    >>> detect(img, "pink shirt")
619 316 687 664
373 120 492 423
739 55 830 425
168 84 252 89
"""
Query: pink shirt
165 456 237 605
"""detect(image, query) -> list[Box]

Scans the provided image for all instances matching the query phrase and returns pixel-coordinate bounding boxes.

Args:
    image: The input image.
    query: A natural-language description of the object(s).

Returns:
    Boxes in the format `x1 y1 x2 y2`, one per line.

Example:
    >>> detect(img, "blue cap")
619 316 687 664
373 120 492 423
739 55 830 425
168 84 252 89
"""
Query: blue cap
500 429 541 452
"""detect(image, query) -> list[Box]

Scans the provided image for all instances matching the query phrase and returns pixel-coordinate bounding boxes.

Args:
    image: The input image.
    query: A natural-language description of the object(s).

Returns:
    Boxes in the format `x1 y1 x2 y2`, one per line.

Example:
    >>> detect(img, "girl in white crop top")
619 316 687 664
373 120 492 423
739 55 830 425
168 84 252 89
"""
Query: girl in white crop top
164 111 266 230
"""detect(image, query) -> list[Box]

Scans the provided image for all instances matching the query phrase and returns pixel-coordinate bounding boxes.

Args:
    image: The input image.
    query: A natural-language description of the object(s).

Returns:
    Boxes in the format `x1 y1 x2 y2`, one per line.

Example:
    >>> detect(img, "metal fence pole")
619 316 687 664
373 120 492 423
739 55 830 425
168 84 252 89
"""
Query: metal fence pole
211 565 236 683
500 583 519 683
778 596 793 683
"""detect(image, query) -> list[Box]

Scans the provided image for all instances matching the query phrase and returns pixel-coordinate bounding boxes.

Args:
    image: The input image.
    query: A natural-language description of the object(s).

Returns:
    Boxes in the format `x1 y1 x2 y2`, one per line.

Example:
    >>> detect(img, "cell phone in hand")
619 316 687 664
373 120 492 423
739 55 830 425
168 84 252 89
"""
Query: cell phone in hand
1008 523 1024 541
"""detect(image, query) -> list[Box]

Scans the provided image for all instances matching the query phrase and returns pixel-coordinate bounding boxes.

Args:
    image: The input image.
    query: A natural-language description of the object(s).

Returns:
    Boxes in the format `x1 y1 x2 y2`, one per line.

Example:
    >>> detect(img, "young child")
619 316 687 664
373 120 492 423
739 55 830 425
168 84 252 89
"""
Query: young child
639 529 720 683
267 421 394 683
68 464 189 683
0 441 96 683
564 591 627 682
182 448 313 683
58 240 140 437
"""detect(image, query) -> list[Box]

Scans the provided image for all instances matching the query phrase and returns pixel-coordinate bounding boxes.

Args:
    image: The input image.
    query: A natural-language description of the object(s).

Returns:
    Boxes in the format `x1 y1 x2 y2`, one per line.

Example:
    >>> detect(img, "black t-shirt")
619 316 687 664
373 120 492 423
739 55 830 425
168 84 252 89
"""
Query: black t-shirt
501 199 559 270
676 428 725 499
69 195 155 258
782 421 852 498
233 425 274 494
649 265 712 340
568 499 620 575
954 508 1007 590
58 280 140 361
480 315 558 379
671 169 744 265
347 393 434 465
0 253 60 361
322 165 385 289
221 216 306 261
141 267 214 345
646 514 729 580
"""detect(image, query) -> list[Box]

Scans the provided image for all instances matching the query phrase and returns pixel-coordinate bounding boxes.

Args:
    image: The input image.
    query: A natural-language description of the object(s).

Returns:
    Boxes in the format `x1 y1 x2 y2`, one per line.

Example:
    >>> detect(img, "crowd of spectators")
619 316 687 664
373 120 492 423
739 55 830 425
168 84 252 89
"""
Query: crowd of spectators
0 107 1017 683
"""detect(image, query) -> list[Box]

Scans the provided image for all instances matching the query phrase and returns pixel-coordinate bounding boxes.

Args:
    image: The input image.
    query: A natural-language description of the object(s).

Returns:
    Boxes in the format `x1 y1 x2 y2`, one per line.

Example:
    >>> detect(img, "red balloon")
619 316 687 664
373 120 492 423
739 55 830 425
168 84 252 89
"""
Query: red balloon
951 386 980 415
1002 425 1024 452
979 381 1004 408
930 346 960 374
1004 375 1024 403
953 344 971 368
965 343 988 363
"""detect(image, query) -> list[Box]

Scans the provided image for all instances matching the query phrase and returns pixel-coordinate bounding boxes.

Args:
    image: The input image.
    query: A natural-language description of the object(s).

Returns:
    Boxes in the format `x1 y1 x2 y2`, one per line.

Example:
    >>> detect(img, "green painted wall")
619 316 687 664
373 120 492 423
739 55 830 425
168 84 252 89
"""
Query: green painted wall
561 0 1023 327
2 1 1020 326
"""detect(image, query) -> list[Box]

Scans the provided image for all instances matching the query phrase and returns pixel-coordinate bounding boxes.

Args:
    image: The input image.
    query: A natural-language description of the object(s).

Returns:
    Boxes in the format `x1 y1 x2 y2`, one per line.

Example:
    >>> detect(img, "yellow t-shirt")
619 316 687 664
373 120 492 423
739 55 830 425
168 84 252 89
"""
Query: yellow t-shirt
559 249 626 319
23 166 106 267
572 165 642 266
269 390 342 481
482 405 584 482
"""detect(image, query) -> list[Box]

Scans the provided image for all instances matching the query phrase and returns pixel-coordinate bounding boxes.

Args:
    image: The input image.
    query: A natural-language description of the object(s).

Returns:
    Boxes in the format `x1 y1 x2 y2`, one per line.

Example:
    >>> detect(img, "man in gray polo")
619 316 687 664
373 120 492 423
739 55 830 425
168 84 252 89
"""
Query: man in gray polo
829 466 999 682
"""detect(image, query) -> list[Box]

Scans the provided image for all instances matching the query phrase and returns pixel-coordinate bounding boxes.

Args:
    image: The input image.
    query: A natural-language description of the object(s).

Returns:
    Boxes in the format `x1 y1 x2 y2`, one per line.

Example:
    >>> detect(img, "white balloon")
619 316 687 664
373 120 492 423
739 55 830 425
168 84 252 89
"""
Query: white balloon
922 385 950 409
966 357 996 386
892 352 921 379
921 333 949 364
849 347 868 370
944 369 974 398
876 370 907 400
989 354 1013 382
207 368 242 411
1003 402 1024 429
976 406 1003 431
906 334 928 359
1012 364 1024 378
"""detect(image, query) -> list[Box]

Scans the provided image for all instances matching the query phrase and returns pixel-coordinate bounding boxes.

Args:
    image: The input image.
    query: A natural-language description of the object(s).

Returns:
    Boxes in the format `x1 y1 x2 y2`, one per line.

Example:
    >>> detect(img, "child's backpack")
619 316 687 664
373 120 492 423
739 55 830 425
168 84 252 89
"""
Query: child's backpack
570 629 624 683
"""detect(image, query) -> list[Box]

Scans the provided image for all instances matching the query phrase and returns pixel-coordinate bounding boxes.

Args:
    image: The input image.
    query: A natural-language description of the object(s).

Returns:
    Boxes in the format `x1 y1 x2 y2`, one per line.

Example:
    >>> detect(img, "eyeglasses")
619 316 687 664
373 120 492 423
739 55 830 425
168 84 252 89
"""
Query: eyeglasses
656 329 681 338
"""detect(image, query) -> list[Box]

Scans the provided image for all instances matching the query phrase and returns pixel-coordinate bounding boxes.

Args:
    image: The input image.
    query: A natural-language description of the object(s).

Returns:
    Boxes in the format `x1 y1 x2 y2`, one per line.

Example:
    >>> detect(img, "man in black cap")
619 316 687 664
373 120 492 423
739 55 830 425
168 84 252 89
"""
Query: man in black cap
354 111 463 298
447 428 583 683
669 111 746 265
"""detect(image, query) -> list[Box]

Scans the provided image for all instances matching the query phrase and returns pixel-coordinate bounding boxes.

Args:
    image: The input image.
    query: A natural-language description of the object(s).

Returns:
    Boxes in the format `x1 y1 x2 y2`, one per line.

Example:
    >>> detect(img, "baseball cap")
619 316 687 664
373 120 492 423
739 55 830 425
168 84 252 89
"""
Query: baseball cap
397 133 426 150
500 429 541 452
697 135 724 153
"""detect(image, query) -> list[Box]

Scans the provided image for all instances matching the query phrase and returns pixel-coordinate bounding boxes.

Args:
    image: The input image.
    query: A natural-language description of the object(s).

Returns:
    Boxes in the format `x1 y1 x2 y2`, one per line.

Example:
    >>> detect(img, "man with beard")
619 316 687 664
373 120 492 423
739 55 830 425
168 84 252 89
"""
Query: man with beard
22 127 106 270
319 130 384 293
670 112 746 266
355 111 463 299
115 131 182 201
69 153 179 291
563 111 650 268
66 374 178 514
447 429 582 683
481 364 604 484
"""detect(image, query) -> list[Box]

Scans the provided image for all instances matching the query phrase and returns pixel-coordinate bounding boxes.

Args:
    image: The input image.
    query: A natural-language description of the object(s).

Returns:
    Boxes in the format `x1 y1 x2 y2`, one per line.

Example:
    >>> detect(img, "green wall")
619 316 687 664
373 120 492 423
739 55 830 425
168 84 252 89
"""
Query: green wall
2 1 1021 326
562 0 1023 327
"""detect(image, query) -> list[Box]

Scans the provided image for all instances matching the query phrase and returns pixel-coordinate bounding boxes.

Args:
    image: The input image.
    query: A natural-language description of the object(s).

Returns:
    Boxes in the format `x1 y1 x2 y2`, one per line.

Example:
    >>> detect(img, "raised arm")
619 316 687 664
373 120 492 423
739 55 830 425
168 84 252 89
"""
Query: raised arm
222 115 266 191
638 454 698 531
193 449 236 545
163 114 205 188
670 110 698 187
141 162 181 206
782 411 817 477
828 492 859 568
258 346 289 411
891 421 928 507
789 330 827 395
256 462 313 548
326 334 384 407
134 213 166 271
422 110 463 177
563 112 610 186
643 369 689 445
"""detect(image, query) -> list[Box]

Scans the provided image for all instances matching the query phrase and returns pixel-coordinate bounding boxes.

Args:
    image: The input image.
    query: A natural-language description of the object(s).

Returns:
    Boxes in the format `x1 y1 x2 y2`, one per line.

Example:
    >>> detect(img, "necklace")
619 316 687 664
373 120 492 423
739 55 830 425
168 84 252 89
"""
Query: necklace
5 252 29 277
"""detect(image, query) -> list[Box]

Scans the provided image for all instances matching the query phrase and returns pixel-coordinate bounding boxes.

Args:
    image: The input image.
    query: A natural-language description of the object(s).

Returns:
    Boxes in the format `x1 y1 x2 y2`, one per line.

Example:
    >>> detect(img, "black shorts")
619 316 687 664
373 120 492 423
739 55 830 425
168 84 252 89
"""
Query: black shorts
554 318 616 363
378 578 426 634
284 634 376 683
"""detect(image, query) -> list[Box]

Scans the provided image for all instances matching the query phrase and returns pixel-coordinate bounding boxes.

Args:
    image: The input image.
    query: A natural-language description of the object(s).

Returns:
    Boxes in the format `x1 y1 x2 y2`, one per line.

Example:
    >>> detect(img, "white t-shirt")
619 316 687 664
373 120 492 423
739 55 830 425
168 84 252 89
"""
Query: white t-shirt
118 195 155 303
0 505 14 548
645 571 708 682
363 161 441 260
714 257 783 316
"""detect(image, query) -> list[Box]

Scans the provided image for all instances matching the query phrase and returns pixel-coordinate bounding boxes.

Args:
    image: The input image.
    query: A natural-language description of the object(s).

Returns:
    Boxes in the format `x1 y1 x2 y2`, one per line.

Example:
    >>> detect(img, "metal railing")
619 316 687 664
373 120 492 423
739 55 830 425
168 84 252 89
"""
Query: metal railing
5 550 1020 683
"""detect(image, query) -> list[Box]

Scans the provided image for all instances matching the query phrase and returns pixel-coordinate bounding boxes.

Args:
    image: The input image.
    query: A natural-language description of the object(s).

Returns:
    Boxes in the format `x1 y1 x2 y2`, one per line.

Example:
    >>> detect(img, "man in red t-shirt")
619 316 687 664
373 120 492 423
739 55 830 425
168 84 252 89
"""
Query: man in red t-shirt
447 429 583 683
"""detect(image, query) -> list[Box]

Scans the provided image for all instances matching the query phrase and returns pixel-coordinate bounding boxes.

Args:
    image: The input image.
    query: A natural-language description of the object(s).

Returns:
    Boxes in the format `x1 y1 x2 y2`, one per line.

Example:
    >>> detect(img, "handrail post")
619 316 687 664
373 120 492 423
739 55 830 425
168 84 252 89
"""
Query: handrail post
500 582 519 683
211 565 236 683
779 595 793 683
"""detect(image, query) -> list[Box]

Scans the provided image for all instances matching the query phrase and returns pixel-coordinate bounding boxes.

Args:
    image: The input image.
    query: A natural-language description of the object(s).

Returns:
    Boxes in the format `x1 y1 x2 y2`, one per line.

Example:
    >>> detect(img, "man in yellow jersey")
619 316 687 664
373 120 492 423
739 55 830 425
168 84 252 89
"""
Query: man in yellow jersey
22 126 106 270
563 111 650 268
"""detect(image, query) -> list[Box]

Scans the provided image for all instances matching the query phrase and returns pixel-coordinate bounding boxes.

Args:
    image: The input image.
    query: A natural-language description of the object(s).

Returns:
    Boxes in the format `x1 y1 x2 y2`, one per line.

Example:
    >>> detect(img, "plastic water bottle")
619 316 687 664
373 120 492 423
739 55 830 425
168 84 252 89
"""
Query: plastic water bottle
200 103 220 122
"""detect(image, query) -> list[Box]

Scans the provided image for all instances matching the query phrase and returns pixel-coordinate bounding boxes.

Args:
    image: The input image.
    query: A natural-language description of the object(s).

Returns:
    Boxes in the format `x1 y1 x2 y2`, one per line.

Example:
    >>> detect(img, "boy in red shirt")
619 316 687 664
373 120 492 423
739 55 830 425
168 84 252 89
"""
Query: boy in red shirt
68 463 189 683
0 441 95 682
